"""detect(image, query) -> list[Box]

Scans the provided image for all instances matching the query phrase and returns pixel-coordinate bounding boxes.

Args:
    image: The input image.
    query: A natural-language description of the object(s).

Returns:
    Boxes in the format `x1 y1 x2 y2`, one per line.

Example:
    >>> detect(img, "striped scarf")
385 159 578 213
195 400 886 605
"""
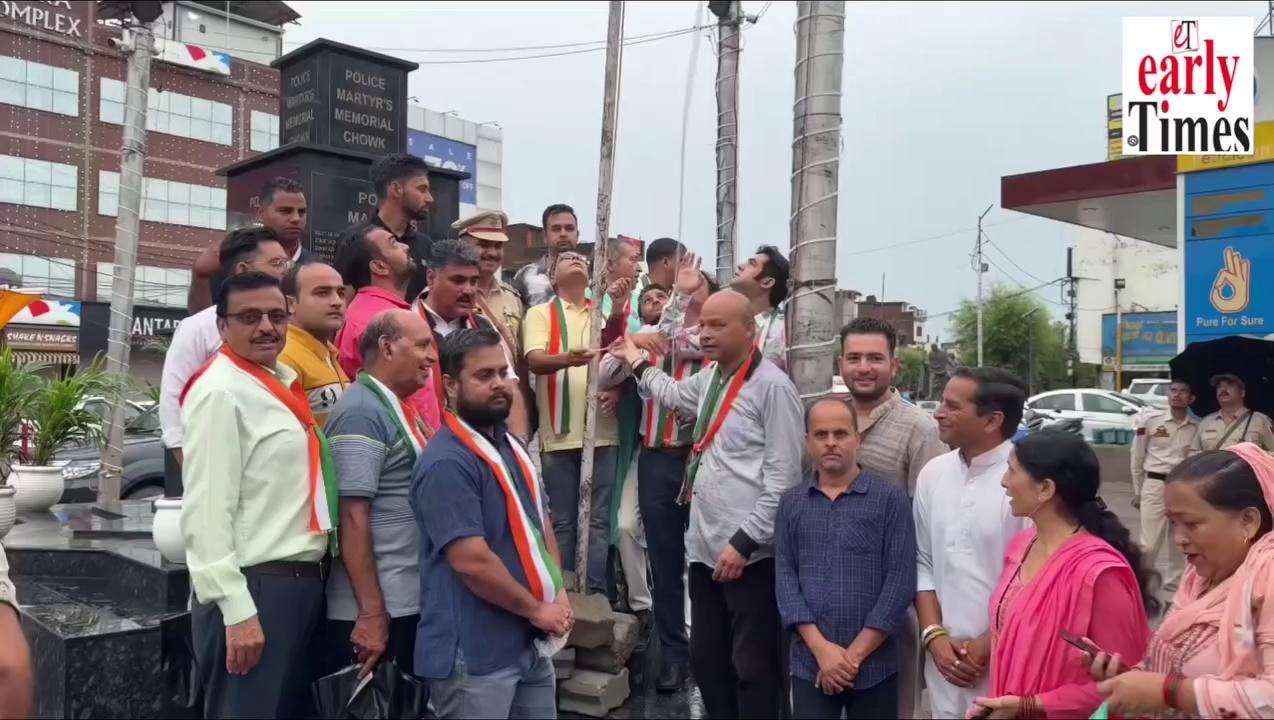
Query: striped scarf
445 413 563 602
357 371 429 457
643 353 703 448
545 297 575 435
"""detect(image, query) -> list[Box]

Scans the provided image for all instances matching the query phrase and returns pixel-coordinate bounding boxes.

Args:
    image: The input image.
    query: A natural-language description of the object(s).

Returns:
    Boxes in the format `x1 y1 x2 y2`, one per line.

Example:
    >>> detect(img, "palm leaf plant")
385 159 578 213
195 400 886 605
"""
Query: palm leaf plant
23 362 119 467
0 349 42 483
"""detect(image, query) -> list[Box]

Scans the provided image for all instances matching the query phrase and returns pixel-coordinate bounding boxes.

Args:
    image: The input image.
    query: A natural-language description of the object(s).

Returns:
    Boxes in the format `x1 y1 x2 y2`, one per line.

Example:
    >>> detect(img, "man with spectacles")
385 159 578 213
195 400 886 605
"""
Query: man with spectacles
182 271 332 719
160 226 291 467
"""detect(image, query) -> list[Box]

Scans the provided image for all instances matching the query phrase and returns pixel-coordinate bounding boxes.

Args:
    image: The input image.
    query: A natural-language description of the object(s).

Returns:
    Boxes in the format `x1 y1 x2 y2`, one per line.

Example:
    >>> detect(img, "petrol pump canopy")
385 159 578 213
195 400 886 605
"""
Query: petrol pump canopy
1000 155 1178 247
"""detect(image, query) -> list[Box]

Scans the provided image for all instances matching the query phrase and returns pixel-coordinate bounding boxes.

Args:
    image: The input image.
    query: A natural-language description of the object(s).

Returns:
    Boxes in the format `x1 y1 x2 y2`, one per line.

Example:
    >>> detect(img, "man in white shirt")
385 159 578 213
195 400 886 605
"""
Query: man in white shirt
158 227 291 466
913 367 1029 719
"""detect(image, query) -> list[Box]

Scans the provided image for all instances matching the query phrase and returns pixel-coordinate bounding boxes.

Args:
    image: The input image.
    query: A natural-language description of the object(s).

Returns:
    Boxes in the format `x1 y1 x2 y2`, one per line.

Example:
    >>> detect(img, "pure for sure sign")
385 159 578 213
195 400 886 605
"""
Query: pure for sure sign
1122 17 1254 155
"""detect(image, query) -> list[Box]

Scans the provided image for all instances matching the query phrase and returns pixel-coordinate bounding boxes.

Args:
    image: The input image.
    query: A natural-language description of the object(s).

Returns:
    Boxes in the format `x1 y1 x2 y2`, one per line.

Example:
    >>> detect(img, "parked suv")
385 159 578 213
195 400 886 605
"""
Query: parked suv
1124 378 1170 408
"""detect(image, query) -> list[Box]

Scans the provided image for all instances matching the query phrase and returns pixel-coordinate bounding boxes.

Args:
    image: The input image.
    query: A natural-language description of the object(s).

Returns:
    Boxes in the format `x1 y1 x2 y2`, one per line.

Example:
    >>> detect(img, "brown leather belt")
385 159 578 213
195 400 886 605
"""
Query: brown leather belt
243 560 328 581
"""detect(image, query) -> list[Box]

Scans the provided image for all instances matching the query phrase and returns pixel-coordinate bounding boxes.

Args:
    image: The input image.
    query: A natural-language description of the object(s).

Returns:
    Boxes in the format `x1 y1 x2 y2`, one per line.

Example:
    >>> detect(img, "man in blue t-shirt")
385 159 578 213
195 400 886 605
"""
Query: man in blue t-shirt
411 328 572 719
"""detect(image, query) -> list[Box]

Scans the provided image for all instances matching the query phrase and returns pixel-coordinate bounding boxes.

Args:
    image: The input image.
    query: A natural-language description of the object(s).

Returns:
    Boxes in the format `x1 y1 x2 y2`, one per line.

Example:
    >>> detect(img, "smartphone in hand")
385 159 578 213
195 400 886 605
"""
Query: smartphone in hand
1059 629 1102 656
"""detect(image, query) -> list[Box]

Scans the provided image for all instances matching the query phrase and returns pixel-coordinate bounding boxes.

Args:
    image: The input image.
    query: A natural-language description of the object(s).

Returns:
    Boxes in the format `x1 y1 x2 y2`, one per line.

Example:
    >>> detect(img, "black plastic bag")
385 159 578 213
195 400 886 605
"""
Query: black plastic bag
311 661 426 720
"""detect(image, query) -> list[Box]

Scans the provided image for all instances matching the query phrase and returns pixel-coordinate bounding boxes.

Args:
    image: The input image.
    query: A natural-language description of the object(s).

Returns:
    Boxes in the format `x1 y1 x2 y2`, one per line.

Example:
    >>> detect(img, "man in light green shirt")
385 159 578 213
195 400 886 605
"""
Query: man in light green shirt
181 271 328 719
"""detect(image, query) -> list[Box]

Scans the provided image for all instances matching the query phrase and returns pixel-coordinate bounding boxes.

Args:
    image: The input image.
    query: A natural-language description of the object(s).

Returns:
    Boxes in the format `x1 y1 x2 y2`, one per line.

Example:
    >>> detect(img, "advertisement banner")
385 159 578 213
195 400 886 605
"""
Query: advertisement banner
1184 235 1274 343
408 130 476 206
1108 93 1124 160
1102 311 1178 369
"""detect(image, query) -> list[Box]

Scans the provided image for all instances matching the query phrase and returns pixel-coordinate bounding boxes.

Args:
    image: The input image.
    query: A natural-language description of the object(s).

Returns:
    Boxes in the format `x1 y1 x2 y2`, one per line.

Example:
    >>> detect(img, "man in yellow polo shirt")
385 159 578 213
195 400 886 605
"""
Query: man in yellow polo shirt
524 251 619 597
280 261 349 426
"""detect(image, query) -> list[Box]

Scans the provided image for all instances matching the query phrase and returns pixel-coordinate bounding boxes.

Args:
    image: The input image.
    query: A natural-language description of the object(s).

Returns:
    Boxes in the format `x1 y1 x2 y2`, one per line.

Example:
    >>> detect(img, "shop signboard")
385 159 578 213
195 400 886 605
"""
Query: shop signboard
408 130 476 206
1101 311 1177 370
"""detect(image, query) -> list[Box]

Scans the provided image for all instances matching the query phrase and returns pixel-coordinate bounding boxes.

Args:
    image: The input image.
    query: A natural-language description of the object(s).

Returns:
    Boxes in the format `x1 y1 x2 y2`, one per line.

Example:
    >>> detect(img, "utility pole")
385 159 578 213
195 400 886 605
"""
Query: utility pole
1024 307 1039 396
99 14 156 514
576 0 625 592
1066 246 1079 388
788 0 845 401
1112 234 1124 392
710 0 742 282
975 204 992 367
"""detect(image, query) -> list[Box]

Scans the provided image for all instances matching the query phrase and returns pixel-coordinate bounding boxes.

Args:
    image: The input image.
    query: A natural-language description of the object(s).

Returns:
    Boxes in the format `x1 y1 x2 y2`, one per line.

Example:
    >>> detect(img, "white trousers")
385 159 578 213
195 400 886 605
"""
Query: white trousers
617 455 651 612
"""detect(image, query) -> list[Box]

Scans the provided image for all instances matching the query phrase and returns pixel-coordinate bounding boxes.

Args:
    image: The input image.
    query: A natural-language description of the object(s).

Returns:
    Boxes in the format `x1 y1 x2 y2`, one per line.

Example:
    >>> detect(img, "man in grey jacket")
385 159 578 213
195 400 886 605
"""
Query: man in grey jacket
613 289 803 720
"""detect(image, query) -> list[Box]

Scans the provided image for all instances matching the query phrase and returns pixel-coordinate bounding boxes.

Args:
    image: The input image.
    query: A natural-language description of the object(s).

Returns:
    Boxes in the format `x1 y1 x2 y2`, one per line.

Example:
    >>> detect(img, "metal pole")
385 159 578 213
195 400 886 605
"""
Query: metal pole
787 0 845 402
1067 246 1079 387
1028 325 1036 396
99 20 155 514
975 204 992 367
714 0 742 281
576 0 625 592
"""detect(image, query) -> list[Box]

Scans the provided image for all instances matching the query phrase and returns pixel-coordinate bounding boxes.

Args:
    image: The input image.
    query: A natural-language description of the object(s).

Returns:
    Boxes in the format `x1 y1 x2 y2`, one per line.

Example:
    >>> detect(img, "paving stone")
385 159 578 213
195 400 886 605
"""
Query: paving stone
558 668 630 717
575 611 638 673
566 592 614 649
553 647 576 680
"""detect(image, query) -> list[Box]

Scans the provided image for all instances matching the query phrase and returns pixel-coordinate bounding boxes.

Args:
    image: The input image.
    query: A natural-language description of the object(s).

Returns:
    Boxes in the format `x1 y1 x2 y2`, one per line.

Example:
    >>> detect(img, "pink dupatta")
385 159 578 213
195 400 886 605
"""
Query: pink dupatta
990 529 1152 716
1164 443 1274 717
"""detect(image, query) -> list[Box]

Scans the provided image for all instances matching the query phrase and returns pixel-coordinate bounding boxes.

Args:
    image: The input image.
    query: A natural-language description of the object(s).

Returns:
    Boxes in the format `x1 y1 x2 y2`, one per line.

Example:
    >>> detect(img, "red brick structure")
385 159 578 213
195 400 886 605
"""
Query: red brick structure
854 295 928 348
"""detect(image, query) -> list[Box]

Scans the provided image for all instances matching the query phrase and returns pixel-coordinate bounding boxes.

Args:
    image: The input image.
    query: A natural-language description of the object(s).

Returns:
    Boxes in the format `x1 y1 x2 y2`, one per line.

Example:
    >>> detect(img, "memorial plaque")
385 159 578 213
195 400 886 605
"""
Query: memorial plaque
273 39 417 156
309 171 376 264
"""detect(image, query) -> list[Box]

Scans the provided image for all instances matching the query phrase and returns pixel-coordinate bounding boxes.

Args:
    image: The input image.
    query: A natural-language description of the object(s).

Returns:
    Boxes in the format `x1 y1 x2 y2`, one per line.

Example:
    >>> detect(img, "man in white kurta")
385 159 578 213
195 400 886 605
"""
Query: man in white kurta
913 368 1030 719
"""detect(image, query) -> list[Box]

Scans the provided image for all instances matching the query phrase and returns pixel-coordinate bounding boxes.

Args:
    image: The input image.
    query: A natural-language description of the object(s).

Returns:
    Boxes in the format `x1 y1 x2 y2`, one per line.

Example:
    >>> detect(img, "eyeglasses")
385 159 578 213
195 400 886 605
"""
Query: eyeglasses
559 252 586 263
225 309 290 326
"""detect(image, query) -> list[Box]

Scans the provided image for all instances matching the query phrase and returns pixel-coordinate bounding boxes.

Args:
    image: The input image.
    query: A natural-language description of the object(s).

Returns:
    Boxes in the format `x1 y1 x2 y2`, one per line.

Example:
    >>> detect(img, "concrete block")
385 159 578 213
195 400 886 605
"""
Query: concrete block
552 647 576 680
558 668 630 717
566 592 614 649
562 570 579 591
575 611 639 673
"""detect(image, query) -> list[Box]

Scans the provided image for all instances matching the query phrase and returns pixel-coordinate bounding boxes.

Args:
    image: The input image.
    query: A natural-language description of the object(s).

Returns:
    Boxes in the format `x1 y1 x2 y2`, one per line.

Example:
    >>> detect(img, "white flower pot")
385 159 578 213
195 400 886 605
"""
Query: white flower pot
11 465 64 513
0 486 15 539
152 497 185 564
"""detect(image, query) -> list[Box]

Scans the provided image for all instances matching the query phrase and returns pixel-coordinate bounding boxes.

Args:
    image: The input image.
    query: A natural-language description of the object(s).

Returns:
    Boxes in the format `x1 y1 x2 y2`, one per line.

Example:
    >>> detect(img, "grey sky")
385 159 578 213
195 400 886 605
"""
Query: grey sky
286 0 1268 337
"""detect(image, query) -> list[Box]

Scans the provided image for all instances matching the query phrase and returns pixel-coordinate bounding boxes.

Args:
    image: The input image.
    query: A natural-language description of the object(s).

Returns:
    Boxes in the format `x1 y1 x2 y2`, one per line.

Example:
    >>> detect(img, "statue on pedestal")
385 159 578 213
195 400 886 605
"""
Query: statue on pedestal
928 344 952 401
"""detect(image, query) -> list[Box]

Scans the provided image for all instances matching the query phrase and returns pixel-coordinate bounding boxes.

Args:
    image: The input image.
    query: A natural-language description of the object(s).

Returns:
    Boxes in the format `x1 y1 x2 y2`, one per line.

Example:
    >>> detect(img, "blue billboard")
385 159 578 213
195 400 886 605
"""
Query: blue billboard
1101 311 1177 369
407 130 476 206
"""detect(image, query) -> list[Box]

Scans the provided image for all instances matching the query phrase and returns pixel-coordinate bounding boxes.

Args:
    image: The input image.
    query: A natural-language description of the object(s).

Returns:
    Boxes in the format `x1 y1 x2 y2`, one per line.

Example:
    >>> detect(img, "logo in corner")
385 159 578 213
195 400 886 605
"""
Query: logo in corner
1210 246 1251 314
1122 17 1255 156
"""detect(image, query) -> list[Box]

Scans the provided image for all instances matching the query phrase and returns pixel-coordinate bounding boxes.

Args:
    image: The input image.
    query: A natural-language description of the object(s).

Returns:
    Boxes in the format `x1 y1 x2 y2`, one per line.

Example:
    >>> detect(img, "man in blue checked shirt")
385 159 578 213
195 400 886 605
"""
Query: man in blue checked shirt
775 398 918 719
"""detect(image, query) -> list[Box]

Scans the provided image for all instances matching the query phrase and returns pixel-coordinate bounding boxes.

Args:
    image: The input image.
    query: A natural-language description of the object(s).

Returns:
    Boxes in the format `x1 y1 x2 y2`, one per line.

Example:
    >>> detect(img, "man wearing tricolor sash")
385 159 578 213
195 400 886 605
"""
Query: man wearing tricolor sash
524 251 619 597
181 272 336 719
322 309 434 681
613 289 804 720
413 328 570 719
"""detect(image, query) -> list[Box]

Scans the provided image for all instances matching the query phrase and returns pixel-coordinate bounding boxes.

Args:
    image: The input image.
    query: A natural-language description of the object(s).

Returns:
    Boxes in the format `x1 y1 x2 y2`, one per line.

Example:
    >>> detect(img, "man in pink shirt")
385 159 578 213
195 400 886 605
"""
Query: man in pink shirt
334 223 441 430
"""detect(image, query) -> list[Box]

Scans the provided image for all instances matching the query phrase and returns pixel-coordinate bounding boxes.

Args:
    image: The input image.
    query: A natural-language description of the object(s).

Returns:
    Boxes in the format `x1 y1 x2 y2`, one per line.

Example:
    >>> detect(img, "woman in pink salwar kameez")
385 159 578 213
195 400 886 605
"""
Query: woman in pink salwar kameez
970 431 1158 719
1089 443 1274 719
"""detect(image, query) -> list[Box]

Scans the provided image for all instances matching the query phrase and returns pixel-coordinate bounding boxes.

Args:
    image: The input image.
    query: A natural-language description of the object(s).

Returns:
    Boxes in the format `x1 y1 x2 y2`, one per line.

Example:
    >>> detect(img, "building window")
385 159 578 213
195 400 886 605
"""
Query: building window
250 110 279 152
0 253 76 297
96 263 191 308
0 155 78 211
0 56 78 117
99 79 233 146
98 171 226 230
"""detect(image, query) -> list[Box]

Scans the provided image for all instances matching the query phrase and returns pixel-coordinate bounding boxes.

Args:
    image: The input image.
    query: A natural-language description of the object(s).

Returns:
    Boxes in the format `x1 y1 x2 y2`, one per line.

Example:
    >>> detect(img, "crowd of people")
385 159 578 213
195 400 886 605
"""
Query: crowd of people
5 152 1274 720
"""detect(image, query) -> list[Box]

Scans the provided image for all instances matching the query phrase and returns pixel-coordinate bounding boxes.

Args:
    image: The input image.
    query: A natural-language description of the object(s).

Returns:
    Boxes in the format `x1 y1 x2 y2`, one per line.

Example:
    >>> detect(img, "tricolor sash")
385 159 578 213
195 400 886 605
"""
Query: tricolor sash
678 349 760 505
357 371 429 457
445 413 563 602
643 353 703 448
182 347 339 534
546 297 572 435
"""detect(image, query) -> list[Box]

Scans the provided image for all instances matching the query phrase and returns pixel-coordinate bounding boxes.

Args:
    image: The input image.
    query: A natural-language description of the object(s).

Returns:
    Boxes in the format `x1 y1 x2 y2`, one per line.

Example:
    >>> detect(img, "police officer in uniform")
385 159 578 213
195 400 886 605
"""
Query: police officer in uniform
1191 374 1274 453
1131 379 1199 592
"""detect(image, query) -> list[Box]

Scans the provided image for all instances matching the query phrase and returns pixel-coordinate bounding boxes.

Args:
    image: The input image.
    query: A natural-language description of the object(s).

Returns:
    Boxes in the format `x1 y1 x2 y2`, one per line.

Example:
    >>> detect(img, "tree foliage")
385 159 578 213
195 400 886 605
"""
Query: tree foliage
951 284 1073 392
897 346 925 391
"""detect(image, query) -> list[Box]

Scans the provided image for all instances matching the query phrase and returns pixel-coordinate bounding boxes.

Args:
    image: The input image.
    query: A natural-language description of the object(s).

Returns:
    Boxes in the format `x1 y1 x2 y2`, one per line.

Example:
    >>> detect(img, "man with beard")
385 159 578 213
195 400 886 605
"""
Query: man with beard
279 261 349 426
913 367 1029 719
412 328 571 719
334 223 419 374
160 227 291 465
1190 373 1274 452
514 203 579 308
836 317 945 718
413 239 528 438
188 177 311 313
612 289 804 719
369 154 435 301
525 251 619 597
324 310 435 680
181 272 334 718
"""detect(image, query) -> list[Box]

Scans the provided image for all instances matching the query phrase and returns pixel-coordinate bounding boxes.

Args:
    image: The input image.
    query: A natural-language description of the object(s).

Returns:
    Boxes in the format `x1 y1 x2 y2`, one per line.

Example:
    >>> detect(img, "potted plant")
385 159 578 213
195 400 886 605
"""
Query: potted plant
11 363 116 513
0 349 41 536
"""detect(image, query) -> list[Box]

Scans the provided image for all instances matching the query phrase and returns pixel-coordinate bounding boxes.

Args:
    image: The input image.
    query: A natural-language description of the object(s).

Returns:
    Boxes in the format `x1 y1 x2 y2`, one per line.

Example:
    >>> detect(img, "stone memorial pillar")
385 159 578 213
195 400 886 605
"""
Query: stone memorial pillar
219 39 466 266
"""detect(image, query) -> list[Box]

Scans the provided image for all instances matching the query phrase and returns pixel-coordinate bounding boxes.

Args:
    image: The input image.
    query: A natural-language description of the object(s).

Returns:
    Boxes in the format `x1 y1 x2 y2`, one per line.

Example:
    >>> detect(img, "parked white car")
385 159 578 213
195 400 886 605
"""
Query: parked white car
1025 389 1148 441
1123 378 1170 408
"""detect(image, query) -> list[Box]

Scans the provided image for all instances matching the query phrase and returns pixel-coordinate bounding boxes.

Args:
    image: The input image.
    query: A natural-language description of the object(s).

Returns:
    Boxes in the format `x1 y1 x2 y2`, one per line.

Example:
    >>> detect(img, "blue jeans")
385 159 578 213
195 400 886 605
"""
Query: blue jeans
540 446 618 594
428 647 556 720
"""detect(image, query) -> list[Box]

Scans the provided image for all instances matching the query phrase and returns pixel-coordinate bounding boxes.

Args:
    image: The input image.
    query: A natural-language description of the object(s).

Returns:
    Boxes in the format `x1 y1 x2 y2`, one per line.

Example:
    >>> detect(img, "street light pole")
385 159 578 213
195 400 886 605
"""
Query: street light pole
1024 307 1039 396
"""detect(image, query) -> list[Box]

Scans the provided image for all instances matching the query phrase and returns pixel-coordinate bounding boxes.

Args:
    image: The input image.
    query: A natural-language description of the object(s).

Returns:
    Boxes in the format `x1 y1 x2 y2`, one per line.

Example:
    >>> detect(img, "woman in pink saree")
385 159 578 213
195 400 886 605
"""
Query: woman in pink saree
1088 443 1274 718
970 431 1158 719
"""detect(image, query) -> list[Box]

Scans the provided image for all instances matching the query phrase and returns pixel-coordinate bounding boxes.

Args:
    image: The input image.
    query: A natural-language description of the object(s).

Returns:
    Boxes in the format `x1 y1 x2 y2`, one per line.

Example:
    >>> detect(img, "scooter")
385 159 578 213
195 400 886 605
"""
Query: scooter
1015 409 1085 440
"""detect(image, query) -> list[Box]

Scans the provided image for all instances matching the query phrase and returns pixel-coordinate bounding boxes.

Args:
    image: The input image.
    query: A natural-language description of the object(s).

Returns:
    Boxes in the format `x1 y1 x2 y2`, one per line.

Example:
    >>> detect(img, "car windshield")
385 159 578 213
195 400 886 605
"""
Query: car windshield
125 406 161 434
